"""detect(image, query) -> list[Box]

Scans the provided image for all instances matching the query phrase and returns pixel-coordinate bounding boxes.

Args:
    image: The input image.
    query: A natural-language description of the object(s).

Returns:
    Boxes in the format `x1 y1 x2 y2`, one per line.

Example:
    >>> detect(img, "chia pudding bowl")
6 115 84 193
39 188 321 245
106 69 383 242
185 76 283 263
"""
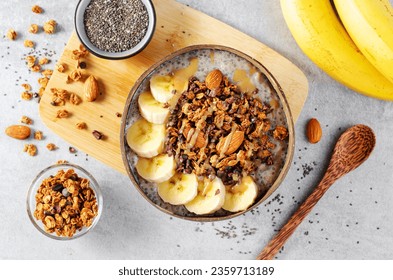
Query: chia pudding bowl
120 45 295 221
75 0 156 59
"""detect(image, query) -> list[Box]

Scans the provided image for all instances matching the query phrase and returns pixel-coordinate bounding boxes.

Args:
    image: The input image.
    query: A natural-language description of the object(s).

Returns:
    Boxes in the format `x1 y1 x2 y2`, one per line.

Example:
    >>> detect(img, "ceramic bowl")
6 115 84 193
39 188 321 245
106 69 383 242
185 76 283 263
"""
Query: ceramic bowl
74 0 156 59
120 45 295 221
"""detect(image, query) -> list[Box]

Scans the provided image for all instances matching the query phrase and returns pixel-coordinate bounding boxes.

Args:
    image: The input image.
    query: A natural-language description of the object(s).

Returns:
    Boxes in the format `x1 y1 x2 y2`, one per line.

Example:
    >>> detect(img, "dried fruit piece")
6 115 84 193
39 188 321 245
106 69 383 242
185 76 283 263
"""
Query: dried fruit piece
29 24 39 34
306 118 322 144
205 69 223 90
43 20 57 34
5 125 31 140
84 75 99 102
7 29 17 40
92 130 104 140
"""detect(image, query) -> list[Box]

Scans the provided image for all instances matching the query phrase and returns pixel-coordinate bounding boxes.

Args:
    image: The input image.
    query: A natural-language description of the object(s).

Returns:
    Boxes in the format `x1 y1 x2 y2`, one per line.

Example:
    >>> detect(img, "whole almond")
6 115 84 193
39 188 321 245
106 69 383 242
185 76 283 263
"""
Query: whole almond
84 75 99 102
216 130 244 155
306 118 322 144
206 69 223 90
183 127 206 149
5 125 31 140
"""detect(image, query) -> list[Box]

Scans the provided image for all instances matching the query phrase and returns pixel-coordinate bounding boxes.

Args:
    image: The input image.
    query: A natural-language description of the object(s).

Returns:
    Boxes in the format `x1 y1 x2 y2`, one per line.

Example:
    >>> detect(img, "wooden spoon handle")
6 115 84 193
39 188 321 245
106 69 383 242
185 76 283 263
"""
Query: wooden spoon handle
256 176 333 260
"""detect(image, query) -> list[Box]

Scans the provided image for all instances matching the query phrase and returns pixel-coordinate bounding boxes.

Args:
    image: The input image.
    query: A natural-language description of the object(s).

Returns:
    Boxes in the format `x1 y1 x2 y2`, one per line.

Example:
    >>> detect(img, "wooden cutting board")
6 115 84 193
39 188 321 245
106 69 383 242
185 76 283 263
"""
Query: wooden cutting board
39 0 308 174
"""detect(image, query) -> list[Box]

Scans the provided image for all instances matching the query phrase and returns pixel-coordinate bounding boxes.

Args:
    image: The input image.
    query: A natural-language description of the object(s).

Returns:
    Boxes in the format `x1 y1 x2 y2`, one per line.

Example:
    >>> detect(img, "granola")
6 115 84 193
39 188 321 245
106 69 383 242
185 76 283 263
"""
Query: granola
56 109 70 118
34 131 43 140
33 168 98 237
76 122 87 130
24 40 34 48
43 20 57 34
46 143 57 151
165 70 288 186
7 29 17 40
29 24 39 34
21 116 33 125
32 5 43 14
24 144 37 156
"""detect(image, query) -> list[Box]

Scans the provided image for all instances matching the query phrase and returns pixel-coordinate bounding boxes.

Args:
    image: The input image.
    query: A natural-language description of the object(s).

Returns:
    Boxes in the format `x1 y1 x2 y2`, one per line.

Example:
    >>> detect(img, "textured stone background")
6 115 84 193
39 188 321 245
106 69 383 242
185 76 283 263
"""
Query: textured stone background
0 0 392 259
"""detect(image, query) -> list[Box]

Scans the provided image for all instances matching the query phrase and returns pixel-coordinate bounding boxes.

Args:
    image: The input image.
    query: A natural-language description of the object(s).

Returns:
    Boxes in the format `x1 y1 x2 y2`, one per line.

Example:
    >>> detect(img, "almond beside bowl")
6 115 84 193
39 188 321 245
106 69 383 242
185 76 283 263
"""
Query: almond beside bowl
120 45 295 221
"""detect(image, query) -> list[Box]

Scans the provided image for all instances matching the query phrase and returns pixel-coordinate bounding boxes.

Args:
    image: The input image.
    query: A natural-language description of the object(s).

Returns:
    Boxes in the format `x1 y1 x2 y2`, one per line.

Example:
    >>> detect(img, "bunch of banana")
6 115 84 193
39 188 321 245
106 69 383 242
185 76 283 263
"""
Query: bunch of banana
280 0 393 100
126 74 259 215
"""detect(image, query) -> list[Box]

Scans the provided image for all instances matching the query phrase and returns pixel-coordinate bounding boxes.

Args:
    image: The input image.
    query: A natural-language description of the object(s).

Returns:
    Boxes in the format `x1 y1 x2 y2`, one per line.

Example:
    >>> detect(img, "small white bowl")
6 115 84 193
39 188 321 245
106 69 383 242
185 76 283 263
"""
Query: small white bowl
74 0 156 60
26 163 103 240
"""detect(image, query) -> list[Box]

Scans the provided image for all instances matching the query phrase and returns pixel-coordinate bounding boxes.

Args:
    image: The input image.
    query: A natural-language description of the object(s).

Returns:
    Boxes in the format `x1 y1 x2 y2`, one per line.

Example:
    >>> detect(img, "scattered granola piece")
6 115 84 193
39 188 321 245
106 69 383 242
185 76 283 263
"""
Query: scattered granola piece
24 144 37 156
68 69 82 82
31 64 41 72
56 109 69 118
92 130 104 140
56 63 66 73
29 24 39 34
6 29 17 40
34 131 43 140
56 160 68 164
21 83 31 91
43 19 57 34
76 122 87 130
46 143 57 151
26 56 36 67
21 91 33 100
39 57 49 65
21 116 33 125
38 87 46 97
24 39 35 48
69 93 82 105
32 5 43 14
38 77 49 88
71 45 89 60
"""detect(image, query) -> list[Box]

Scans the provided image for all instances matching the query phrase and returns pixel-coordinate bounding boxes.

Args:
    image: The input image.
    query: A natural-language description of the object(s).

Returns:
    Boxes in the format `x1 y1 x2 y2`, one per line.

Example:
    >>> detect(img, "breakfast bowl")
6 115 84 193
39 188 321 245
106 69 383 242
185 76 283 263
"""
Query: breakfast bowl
120 45 294 221
74 0 156 59
26 163 102 240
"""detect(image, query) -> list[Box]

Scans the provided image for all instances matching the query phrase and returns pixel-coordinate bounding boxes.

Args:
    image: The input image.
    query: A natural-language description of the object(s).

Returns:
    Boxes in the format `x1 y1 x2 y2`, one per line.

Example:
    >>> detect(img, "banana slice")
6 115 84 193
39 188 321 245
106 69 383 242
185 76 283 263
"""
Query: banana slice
150 75 176 103
185 177 226 215
126 118 165 158
222 176 258 212
138 91 170 124
157 173 198 205
135 154 176 183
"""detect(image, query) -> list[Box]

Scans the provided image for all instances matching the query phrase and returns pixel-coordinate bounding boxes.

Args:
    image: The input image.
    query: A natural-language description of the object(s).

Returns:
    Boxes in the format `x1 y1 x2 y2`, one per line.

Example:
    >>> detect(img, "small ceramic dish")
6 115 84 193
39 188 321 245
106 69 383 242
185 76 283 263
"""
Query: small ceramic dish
26 163 103 240
120 45 295 221
74 0 156 59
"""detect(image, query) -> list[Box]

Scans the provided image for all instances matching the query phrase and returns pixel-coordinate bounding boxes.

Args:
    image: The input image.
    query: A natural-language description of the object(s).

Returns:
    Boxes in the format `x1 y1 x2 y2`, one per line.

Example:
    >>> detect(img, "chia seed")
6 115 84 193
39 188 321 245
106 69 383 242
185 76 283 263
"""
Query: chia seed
84 0 149 52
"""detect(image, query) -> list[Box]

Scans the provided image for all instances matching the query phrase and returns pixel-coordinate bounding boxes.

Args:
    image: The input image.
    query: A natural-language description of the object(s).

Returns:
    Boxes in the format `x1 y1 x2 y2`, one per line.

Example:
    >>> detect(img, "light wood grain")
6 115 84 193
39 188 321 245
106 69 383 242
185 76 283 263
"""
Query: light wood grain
39 0 308 174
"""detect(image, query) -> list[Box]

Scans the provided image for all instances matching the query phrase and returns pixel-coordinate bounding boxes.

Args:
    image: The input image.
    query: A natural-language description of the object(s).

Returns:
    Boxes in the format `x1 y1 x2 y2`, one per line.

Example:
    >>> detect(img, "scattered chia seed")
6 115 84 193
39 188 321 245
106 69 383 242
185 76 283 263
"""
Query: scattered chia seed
84 0 149 52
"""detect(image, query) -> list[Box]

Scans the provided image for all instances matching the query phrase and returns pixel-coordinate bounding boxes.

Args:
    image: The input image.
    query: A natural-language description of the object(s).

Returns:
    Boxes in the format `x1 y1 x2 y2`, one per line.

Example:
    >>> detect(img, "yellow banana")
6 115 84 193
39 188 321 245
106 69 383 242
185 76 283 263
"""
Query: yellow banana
333 0 393 84
280 0 393 100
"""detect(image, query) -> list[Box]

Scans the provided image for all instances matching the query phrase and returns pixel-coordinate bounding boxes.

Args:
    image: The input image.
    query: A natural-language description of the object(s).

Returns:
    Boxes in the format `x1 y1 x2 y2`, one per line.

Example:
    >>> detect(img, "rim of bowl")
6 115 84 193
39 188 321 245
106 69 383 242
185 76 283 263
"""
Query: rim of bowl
74 0 156 60
26 163 103 240
120 44 295 222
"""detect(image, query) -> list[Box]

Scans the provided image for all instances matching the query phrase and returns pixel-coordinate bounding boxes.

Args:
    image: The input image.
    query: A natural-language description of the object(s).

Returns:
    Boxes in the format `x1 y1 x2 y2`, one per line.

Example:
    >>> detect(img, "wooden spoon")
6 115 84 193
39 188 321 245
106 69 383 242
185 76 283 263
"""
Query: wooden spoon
256 124 376 260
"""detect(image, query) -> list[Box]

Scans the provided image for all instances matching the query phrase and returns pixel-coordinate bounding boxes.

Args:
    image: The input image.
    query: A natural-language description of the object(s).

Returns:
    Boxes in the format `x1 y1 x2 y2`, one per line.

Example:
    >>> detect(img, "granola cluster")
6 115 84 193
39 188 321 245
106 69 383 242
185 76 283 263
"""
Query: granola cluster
33 168 98 237
165 70 288 186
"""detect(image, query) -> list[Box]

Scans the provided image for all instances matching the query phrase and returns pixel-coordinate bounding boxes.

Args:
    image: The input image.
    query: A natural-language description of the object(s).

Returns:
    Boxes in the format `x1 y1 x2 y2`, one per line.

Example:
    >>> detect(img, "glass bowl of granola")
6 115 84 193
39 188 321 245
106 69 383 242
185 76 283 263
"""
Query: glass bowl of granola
121 45 294 221
26 163 102 240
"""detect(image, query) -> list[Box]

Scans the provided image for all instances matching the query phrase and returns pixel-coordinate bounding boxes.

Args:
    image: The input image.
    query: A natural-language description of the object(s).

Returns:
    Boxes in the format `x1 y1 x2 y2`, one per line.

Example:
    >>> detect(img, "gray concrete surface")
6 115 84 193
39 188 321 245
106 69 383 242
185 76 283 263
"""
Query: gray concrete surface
0 0 392 260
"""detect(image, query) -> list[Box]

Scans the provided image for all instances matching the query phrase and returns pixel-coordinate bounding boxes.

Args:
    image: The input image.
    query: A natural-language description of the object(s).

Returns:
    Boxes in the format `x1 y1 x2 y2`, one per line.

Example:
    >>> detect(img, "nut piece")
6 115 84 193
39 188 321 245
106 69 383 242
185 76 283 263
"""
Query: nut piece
216 130 245 155
84 75 99 102
5 125 31 140
7 29 17 40
205 69 223 90
306 118 322 144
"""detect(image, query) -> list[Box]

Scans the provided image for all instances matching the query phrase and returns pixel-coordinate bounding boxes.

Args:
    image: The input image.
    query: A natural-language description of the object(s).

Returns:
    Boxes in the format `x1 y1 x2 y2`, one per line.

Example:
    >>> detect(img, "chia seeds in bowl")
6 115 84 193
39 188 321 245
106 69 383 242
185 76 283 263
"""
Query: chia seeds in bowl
75 0 156 59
